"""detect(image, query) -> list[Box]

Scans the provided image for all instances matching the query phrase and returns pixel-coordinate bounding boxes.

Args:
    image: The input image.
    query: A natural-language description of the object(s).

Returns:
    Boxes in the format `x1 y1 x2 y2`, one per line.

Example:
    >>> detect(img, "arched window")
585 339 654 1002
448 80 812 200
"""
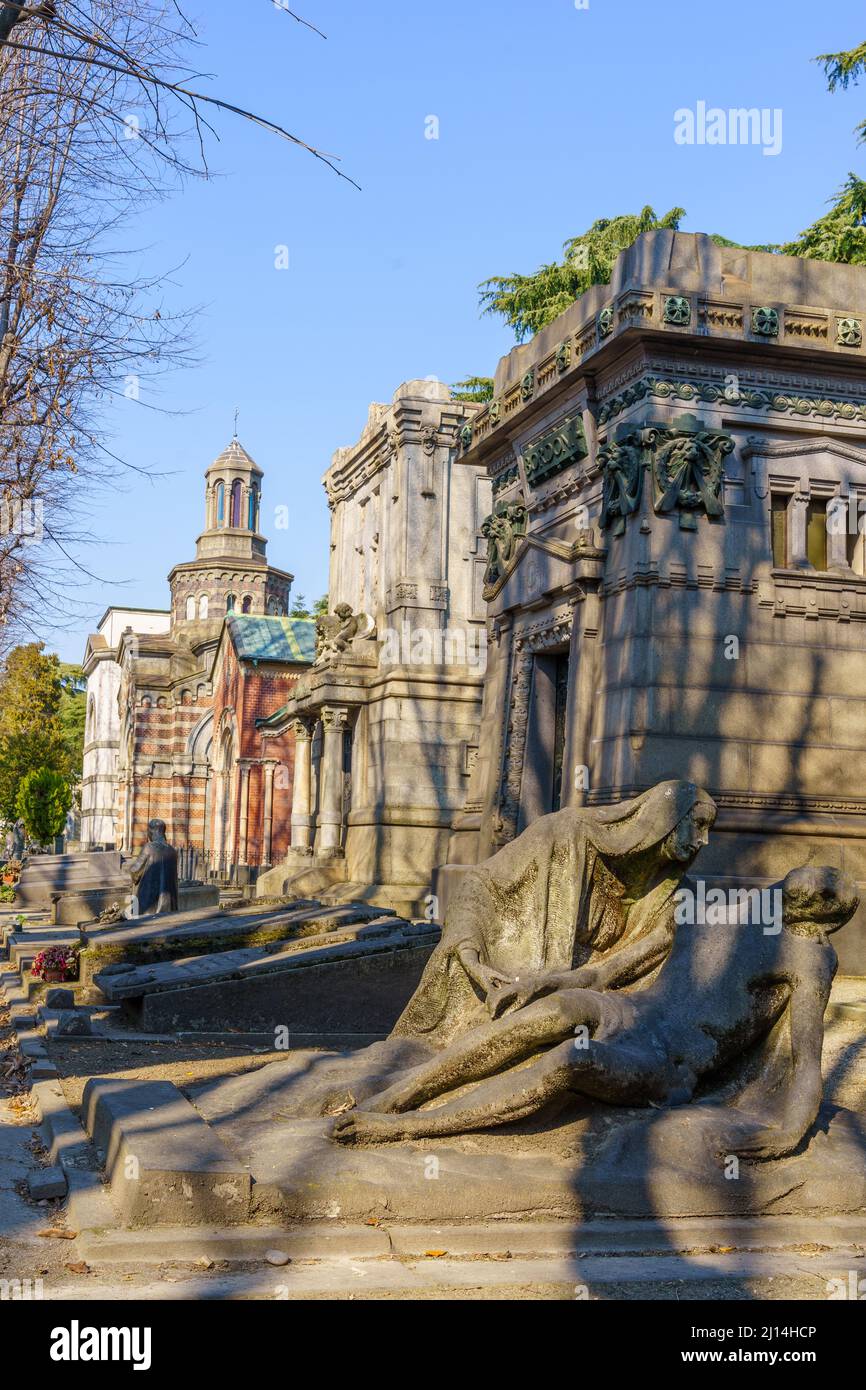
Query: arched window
247 489 257 530
198 594 209 621
226 593 236 613
267 597 282 616
230 479 242 528
216 481 225 526
185 596 196 621
241 595 253 614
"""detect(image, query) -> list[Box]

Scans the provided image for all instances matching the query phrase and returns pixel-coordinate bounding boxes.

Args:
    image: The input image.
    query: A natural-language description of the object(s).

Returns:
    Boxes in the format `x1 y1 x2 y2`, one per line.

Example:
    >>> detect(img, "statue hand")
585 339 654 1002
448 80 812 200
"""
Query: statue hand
486 972 541 1019
470 960 513 997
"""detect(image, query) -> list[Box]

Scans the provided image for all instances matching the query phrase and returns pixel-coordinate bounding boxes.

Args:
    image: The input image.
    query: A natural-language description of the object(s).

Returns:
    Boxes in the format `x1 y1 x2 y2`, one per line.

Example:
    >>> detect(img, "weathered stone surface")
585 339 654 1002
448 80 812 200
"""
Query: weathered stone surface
139 938 437 1036
27 1165 68 1200
187 785 859 1221
329 842 858 1161
190 1042 866 1223
90 917 439 1036
77 899 360 986
29 1060 58 1080
396 780 714 1049
82 1078 251 1226
256 377 490 907
44 987 75 1009
55 1010 92 1037
14 851 127 910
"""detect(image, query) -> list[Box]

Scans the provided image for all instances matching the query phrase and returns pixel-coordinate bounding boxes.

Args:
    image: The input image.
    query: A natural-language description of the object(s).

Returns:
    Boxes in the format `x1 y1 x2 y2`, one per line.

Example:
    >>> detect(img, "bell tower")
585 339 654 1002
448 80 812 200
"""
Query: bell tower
168 437 293 640
197 438 266 562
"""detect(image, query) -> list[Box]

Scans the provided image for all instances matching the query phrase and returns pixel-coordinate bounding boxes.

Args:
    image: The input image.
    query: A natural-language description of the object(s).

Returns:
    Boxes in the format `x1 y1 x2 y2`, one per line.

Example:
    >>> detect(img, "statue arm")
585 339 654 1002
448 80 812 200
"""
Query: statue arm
735 970 832 1160
126 847 148 886
456 942 513 994
543 923 673 994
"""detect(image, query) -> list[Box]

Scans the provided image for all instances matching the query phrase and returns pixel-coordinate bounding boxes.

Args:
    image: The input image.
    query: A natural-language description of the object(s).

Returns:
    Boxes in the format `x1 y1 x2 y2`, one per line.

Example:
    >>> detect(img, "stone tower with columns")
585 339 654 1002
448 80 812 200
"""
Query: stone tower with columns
168 438 293 644
91 437 301 854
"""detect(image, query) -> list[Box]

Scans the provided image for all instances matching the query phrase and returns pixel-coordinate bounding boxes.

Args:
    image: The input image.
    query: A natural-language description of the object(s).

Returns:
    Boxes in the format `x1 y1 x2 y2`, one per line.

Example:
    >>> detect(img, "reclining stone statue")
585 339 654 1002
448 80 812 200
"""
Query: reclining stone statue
393 779 717 1048
331 864 858 1155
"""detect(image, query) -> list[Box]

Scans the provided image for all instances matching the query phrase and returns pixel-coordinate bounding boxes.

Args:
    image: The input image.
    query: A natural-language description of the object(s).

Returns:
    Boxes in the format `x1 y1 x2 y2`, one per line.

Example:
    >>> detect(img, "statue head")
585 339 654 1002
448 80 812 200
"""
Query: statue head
334 602 353 620
661 797 717 865
782 865 860 937
147 818 168 844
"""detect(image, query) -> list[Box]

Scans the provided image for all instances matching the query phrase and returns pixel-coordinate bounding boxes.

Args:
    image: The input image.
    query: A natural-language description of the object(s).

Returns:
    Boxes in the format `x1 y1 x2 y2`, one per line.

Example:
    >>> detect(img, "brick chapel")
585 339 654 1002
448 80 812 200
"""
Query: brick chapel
80 439 315 868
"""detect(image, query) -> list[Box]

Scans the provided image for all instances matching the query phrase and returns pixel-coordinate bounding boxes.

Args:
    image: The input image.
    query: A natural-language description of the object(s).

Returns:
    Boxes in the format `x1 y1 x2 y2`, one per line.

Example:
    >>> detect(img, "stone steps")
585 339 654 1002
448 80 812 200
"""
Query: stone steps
82 1077 251 1226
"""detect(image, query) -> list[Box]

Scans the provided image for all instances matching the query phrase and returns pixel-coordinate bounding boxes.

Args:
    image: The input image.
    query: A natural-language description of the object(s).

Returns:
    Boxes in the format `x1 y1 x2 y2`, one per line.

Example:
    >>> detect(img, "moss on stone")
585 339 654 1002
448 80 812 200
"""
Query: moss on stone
80 914 348 985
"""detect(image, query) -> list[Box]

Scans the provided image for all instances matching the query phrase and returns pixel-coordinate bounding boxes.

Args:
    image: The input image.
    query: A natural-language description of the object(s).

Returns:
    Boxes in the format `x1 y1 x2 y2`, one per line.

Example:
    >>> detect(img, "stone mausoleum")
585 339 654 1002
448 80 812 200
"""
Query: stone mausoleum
256 379 490 914
446 230 866 970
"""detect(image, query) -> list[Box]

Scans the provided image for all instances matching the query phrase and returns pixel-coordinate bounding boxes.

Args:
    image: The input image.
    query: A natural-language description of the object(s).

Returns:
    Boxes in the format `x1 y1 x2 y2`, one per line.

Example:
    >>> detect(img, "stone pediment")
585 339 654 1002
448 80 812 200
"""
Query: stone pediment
488 533 605 612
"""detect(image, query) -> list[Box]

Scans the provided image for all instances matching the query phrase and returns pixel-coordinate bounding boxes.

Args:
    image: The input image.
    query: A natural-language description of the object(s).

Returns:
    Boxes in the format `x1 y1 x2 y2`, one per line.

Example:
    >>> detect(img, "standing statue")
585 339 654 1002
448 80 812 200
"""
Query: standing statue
393 779 716 1049
332 865 858 1152
127 819 178 916
11 820 25 858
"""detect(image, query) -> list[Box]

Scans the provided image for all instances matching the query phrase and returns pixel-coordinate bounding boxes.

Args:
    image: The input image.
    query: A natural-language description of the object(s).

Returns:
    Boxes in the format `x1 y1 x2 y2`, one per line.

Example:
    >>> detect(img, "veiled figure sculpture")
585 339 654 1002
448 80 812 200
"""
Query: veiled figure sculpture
392 779 717 1050
332 865 857 1156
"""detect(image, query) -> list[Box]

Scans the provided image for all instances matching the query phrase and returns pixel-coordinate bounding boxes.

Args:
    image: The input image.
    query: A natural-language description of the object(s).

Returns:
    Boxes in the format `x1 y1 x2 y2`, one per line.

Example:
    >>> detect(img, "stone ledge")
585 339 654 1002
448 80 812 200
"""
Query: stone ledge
82 1078 252 1227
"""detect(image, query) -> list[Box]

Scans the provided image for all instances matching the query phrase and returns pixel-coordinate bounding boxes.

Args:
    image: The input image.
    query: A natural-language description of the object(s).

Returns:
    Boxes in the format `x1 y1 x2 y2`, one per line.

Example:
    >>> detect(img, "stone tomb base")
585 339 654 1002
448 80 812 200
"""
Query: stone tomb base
189 1039 866 1224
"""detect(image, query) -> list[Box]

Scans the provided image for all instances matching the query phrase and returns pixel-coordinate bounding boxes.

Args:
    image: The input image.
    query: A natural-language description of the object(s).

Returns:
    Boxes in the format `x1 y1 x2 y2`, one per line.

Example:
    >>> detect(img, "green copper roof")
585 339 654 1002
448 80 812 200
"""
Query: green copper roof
226 615 316 664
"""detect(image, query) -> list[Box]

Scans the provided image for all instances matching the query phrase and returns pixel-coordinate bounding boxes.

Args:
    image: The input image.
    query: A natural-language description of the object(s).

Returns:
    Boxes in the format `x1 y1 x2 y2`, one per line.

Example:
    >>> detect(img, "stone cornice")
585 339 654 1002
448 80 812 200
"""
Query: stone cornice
457 233 866 466
323 395 482 507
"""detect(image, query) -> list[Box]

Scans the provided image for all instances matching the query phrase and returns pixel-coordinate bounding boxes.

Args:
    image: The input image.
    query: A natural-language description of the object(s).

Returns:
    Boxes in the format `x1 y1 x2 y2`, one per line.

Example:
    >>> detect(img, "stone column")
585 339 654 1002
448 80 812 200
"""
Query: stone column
563 588 605 811
261 759 278 867
826 496 853 573
318 706 349 857
789 492 811 568
237 760 252 864
288 718 314 854
477 616 515 860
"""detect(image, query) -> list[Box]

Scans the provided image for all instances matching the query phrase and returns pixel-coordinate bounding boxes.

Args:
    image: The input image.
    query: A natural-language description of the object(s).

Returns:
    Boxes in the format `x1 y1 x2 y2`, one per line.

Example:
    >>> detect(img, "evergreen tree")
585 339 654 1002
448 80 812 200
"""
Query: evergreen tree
451 377 495 403
16 767 71 846
0 644 72 822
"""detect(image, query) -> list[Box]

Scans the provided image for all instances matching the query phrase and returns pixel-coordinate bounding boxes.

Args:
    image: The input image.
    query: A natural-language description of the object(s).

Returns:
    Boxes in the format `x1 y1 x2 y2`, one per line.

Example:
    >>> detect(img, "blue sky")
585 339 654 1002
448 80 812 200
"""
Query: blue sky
53 0 866 662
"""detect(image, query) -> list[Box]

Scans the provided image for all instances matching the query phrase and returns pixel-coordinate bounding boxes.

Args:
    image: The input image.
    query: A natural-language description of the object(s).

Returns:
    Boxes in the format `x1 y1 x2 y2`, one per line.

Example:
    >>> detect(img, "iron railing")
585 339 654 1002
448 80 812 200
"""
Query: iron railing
176 845 261 888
